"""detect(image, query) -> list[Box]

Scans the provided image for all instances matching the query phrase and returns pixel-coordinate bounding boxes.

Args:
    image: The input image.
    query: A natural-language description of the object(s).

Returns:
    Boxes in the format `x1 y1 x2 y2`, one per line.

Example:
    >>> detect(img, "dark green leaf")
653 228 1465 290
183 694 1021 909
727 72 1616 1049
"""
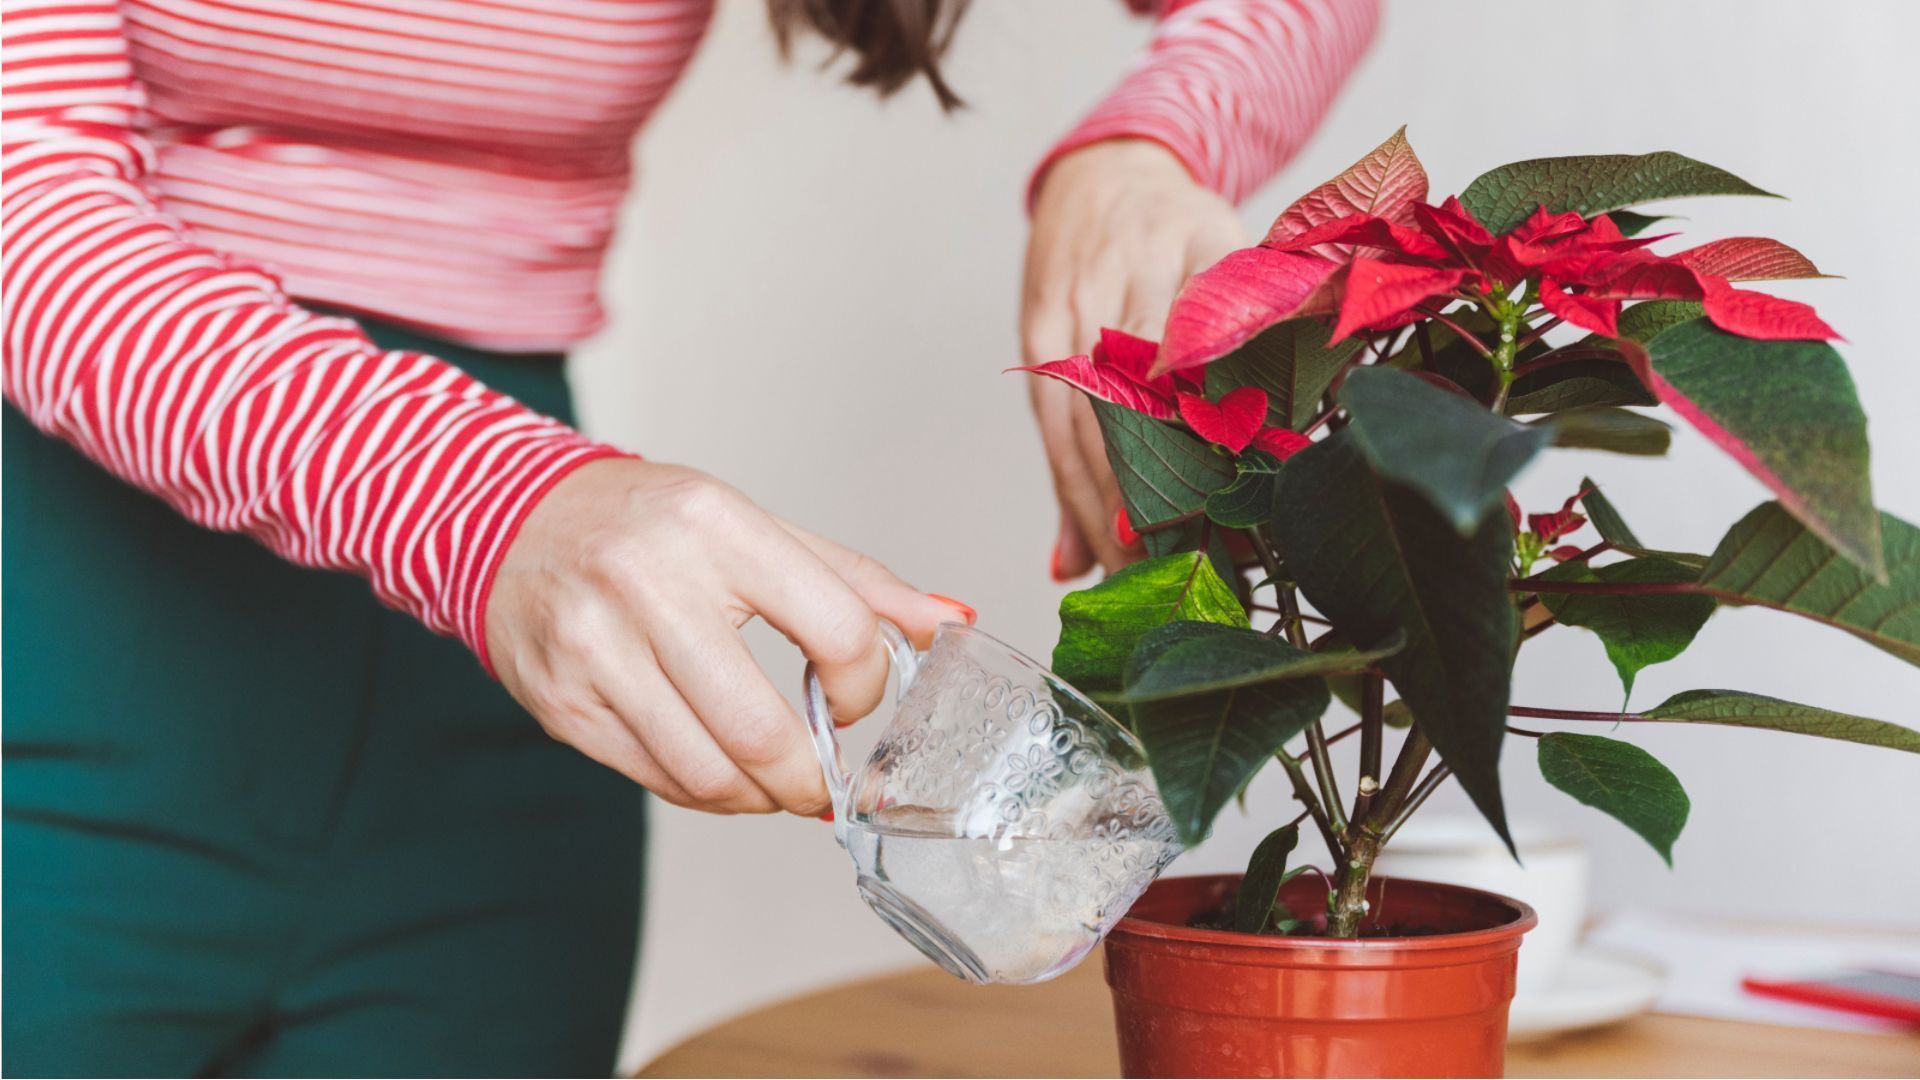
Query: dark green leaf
1460 152 1777 235
1205 450 1284 529
1536 407 1672 456
1116 622 1402 703
1053 552 1247 693
1539 558 1717 697
1608 210 1676 237
1124 633 1332 844
1579 479 1709 568
1092 400 1235 535
1234 825 1300 933
1271 431 1518 849
1206 318 1360 431
1636 318 1881 575
1615 300 1705 343
1696 503 1919 666
1538 733 1689 865
1339 366 1555 535
1504 358 1656 415
1639 690 1920 753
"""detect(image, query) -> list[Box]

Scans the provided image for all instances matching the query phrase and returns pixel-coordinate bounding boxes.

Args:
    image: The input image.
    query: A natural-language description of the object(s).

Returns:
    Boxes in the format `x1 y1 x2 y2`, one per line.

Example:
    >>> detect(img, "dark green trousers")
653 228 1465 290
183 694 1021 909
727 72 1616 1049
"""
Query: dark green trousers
2 321 646 1078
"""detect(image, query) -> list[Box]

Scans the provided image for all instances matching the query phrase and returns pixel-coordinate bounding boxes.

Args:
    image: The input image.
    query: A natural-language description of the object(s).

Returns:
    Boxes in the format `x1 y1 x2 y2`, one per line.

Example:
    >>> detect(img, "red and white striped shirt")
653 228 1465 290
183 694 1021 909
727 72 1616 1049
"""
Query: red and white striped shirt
1 0 1378 669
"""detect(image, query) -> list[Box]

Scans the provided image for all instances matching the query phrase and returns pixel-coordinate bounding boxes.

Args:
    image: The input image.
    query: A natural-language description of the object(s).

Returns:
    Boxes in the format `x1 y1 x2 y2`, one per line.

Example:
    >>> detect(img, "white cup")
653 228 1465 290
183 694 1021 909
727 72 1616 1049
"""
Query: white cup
1373 815 1588 997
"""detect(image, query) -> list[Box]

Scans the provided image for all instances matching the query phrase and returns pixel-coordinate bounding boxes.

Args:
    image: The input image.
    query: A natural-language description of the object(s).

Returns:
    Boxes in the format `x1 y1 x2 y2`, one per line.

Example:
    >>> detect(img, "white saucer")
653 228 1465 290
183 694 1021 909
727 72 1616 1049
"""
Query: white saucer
1508 946 1667 1042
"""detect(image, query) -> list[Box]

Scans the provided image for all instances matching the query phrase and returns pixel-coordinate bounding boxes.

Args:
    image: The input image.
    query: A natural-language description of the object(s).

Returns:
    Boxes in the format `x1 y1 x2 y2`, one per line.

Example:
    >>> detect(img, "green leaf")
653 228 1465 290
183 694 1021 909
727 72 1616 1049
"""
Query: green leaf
1537 733 1689 865
1696 503 1919 666
1205 449 1284 529
1504 358 1656 415
1639 690 1920 754
1460 152 1777 236
1092 400 1235 536
1578 479 1709 569
1579 479 1642 548
1122 629 1332 844
1538 558 1717 697
1116 623 1402 704
1271 431 1519 849
1205 318 1360 431
1234 825 1300 933
1634 318 1881 575
1339 366 1555 535
1536 407 1672 456
1615 300 1705 343
1608 210 1676 237
1053 552 1248 693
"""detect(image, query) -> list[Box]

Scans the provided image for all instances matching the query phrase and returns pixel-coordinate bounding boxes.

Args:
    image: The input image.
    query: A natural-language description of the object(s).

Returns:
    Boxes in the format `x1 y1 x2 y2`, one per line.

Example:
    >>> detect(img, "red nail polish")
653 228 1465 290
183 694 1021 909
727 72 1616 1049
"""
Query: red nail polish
818 808 835 822
1050 535 1071 582
1114 506 1140 547
928 594 977 626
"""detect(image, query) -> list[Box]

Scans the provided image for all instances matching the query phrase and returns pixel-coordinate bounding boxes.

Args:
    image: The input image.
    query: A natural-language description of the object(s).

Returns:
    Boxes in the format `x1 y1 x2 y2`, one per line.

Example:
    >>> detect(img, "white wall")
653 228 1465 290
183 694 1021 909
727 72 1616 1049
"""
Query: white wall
571 0 1920 1068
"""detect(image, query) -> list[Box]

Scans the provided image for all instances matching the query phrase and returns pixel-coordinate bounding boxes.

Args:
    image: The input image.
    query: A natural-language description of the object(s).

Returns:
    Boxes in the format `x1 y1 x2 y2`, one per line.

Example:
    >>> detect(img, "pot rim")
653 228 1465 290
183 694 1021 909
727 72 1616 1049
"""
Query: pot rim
1111 872 1537 952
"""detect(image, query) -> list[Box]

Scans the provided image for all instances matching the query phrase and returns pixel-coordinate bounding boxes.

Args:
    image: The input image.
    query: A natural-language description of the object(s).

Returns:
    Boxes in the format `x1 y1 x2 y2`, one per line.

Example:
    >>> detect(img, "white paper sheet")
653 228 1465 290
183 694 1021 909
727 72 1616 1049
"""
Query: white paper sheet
1588 908 1920 1034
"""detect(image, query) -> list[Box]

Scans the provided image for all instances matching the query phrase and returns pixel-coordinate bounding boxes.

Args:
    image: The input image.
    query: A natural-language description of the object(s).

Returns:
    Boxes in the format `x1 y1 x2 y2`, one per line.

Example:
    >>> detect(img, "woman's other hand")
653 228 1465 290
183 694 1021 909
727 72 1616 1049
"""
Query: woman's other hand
485 458 970 815
1022 138 1248 581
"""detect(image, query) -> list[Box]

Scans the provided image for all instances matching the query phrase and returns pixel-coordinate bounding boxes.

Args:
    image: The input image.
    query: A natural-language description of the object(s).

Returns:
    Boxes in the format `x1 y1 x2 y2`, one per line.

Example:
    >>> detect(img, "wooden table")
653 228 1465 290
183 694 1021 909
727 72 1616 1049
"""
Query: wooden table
638 960 1920 1078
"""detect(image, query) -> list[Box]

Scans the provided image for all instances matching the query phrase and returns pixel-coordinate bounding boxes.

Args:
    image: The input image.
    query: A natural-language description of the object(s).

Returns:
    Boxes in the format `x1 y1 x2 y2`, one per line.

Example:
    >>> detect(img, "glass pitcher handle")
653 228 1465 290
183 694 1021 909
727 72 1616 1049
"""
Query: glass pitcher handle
803 619 919 844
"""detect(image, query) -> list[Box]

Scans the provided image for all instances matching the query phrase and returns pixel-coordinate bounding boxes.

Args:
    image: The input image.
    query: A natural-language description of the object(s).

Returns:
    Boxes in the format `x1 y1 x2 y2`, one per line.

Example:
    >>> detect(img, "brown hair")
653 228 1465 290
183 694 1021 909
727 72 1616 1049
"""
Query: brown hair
767 0 971 112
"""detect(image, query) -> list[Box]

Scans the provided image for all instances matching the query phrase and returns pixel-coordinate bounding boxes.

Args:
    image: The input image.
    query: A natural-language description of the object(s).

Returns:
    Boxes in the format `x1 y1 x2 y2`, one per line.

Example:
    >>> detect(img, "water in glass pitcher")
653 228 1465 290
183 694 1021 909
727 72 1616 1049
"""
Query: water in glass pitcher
840 804 1177 984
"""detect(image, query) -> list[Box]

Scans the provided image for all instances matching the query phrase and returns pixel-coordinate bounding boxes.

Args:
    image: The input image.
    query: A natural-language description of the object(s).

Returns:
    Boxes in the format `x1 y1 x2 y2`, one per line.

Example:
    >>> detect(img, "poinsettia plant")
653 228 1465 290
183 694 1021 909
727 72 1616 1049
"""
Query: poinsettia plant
1017 128 1920 938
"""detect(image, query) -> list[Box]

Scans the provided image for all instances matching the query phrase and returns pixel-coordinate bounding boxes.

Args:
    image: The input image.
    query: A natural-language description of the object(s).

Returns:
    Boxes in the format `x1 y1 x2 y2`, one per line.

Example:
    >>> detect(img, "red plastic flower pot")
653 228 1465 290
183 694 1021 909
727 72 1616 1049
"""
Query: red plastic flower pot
1103 873 1536 1078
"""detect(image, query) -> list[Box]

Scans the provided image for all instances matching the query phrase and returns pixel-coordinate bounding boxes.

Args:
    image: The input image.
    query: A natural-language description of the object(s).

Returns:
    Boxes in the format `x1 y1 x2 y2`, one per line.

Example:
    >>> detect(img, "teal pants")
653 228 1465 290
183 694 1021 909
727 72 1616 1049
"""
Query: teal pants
2 321 646 1077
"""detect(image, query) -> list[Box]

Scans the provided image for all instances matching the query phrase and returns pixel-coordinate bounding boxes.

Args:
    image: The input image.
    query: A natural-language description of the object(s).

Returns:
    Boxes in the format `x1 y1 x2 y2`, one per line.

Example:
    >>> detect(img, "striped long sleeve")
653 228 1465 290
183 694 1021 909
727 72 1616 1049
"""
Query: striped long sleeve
1036 0 1382 205
1 0 626 672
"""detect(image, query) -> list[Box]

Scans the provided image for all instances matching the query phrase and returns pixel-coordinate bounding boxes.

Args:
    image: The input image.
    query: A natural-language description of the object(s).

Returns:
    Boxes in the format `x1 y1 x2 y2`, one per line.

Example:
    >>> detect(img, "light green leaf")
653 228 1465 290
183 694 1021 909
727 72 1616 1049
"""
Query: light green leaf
1460 152 1777 235
1205 318 1360 431
1538 733 1690 865
1536 407 1672 456
1053 552 1247 693
1234 825 1300 933
1639 691 1920 753
1635 318 1880 575
1696 503 1919 666
1338 365 1555 535
1271 431 1519 850
1538 558 1717 697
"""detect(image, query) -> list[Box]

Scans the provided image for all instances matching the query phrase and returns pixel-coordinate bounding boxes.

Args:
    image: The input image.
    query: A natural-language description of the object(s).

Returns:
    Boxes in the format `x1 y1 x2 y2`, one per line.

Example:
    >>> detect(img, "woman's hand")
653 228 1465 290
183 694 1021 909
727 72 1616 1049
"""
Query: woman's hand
1022 138 1248 580
485 458 969 815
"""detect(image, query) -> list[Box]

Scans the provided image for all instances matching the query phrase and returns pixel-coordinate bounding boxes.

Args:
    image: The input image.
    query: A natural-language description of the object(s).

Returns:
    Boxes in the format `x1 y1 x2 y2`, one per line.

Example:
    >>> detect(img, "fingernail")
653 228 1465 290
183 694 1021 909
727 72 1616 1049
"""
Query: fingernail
1113 506 1140 547
1050 534 1071 583
818 808 835 822
928 594 977 625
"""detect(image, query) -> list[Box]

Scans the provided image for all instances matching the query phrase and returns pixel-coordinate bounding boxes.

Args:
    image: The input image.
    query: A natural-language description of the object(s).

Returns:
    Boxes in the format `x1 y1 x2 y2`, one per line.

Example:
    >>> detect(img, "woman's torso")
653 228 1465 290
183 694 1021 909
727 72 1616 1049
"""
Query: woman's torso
125 0 716 350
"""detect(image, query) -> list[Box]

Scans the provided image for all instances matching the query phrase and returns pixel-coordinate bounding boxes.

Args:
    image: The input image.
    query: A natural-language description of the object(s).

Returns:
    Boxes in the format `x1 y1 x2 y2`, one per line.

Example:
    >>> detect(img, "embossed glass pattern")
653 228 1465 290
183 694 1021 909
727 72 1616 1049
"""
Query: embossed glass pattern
804 622 1182 985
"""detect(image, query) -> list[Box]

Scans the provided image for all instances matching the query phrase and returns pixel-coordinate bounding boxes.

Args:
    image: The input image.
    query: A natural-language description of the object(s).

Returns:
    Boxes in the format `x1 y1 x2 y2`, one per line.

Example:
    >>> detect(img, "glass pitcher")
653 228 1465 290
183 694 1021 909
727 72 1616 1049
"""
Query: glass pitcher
803 621 1182 985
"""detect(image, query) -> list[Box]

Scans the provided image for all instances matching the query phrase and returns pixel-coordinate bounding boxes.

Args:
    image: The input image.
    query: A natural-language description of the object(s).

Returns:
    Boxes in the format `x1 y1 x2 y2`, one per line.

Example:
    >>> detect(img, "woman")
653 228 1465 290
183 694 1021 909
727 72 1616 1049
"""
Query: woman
1 0 1376 1073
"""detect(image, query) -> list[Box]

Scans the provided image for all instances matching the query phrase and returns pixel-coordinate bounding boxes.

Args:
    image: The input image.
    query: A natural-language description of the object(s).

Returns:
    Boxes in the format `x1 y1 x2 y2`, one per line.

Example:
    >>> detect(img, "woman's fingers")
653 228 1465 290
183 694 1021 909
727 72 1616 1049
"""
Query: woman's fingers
559 697 701 809
1033 374 1125 573
651 617 831 815
777 520 964 649
724 514 892 727
595 644 779 814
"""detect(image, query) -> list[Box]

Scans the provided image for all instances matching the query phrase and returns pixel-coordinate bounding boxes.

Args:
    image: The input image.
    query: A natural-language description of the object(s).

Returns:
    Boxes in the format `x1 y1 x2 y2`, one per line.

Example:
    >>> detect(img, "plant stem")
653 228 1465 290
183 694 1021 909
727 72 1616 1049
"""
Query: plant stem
1506 725 1548 738
1324 726 1433 938
1277 751 1343 862
1328 830 1380 938
1307 719 1346 834
1414 321 1436 368
1293 721 1362 760
1487 303 1524 413
1359 673 1384 790
1415 306 1491 357
1379 764 1452 844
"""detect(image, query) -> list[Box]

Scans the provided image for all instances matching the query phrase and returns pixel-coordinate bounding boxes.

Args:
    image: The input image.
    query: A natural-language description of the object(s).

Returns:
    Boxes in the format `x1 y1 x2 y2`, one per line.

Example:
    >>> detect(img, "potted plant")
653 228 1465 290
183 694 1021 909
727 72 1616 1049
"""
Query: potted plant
1015 128 1920 1078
